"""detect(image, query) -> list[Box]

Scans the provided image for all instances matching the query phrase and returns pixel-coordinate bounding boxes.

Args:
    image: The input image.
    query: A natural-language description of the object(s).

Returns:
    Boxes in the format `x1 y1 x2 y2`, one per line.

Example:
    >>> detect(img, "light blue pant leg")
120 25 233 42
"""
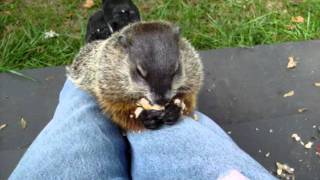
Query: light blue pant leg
10 80 129 180
10 80 275 180
127 113 276 180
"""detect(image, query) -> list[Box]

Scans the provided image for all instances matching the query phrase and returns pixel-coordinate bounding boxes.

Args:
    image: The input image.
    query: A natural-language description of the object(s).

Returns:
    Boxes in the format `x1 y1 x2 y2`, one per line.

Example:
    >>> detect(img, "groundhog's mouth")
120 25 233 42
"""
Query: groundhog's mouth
134 97 186 120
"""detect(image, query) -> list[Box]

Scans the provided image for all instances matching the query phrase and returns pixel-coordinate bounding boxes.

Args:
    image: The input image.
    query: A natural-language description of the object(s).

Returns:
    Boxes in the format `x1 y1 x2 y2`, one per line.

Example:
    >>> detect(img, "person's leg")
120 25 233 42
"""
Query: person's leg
10 80 129 180
195 112 233 140
128 113 276 180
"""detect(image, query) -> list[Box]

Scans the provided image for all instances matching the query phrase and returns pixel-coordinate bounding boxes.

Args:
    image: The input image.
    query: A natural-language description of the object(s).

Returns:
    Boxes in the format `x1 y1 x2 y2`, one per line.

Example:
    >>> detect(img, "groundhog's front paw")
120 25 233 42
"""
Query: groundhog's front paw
163 101 182 125
138 109 165 129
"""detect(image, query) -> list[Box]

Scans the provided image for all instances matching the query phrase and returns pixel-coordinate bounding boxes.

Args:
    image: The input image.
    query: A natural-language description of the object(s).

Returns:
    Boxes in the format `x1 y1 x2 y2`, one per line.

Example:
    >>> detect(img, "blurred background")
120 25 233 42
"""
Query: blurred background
1 0 320 71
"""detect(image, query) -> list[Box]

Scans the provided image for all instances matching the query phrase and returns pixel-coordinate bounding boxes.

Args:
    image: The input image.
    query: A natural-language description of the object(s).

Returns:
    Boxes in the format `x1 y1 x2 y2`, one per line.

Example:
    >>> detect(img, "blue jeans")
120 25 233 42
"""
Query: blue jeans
10 80 276 180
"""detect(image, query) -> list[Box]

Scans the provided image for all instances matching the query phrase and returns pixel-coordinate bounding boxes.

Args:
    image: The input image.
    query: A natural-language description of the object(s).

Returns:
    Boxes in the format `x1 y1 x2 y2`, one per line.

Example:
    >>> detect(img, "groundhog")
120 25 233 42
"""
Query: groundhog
85 0 140 43
67 21 203 131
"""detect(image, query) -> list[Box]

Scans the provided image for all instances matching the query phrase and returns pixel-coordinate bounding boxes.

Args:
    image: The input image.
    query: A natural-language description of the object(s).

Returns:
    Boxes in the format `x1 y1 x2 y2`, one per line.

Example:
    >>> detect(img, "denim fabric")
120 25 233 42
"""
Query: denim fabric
10 80 276 180
128 113 276 180
10 80 129 180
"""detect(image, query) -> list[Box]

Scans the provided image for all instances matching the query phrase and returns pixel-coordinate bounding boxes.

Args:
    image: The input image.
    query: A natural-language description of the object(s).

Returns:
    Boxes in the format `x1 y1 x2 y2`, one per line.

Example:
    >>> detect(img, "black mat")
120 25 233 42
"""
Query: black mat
1 40 320 179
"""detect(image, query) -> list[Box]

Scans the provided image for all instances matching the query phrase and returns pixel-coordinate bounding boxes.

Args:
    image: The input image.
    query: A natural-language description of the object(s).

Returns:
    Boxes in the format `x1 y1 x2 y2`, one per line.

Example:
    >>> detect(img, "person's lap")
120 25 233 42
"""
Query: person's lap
9 80 129 180
9 80 275 180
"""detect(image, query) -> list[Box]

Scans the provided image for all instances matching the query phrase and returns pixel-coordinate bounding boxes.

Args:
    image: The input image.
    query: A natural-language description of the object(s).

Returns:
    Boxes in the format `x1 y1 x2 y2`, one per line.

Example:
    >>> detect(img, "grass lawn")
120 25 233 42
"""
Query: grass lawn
1 0 320 71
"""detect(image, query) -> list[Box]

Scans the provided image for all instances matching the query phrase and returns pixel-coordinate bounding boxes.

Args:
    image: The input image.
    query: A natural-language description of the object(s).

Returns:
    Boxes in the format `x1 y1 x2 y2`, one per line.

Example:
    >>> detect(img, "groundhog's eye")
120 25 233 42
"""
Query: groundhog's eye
136 65 147 78
172 63 180 77
174 63 180 72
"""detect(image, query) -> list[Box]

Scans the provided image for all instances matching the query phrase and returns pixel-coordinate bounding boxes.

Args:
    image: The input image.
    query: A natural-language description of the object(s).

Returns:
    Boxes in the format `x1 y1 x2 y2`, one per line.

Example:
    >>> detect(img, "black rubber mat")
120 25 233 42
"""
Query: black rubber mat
1 40 320 179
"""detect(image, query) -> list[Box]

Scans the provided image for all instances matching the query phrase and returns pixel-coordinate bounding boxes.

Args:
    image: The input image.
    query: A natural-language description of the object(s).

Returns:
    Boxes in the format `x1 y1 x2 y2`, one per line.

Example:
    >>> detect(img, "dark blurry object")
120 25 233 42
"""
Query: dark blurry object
85 10 112 43
85 0 140 43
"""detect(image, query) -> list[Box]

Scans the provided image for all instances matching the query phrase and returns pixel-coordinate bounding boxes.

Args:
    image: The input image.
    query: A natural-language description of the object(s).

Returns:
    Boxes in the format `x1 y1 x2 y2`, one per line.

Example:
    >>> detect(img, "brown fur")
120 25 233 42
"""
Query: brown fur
97 97 145 131
180 93 197 116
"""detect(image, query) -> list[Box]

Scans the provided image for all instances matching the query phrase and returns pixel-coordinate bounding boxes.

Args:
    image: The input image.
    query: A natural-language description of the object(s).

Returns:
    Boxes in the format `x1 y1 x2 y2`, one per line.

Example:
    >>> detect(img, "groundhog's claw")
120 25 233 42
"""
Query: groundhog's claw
163 102 182 125
138 109 164 129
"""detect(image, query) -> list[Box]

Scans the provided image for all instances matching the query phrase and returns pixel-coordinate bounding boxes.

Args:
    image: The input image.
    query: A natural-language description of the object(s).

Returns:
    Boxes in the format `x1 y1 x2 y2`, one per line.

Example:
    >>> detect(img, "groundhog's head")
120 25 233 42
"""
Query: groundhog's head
117 22 185 105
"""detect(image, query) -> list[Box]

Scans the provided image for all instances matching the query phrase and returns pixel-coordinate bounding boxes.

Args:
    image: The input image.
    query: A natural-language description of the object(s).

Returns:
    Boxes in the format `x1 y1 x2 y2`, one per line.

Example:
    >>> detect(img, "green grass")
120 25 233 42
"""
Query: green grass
1 0 320 71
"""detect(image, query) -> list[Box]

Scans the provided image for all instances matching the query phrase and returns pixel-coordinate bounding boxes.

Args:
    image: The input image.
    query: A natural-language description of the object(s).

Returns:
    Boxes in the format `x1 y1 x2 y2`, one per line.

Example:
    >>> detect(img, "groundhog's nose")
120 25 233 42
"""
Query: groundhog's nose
151 91 172 105
151 93 170 106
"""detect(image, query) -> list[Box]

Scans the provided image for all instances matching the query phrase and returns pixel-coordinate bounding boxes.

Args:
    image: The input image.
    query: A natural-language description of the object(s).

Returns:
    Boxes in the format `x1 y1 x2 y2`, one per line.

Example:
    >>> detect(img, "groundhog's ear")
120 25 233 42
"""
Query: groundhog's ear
173 26 180 35
118 34 131 48
173 26 180 40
